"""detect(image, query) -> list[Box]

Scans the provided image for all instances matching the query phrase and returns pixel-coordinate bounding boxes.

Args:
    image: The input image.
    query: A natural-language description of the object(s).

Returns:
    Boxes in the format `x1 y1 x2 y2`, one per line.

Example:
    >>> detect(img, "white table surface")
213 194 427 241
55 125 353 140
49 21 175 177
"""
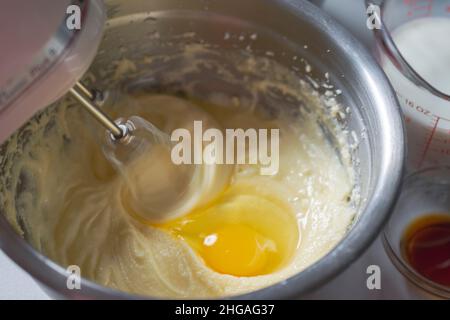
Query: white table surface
0 0 428 300
0 251 50 300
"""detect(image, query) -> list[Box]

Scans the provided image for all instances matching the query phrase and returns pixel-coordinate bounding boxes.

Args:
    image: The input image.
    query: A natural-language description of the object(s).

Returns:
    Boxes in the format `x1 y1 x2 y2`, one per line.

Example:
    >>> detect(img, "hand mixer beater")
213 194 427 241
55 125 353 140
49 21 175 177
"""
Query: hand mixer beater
69 81 204 224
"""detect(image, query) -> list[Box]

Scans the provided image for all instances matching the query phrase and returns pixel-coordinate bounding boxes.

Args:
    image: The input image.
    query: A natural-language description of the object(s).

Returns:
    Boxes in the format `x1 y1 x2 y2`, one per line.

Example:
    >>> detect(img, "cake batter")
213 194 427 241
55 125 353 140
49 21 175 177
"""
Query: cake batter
2 93 356 298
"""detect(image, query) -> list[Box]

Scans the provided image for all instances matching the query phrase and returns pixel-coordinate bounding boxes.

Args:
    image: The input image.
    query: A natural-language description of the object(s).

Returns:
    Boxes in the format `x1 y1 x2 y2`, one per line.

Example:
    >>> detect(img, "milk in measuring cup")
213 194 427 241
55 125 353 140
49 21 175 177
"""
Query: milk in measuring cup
381 17 450 170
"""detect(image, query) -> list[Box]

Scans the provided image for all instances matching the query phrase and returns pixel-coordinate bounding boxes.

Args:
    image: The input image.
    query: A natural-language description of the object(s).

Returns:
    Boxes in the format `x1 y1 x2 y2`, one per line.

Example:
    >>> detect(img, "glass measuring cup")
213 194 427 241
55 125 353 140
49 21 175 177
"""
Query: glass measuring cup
368 0 450 171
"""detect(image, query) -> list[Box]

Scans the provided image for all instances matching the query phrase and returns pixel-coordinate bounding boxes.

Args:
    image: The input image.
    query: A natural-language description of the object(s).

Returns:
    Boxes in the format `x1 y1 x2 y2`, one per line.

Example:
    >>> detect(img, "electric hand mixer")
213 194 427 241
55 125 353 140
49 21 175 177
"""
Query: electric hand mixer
0 0 218 223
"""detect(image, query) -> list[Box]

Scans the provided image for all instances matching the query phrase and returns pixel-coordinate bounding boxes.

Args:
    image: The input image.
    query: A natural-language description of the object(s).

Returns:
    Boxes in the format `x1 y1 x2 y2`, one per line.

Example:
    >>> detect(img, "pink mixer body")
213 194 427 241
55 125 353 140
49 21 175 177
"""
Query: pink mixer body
0 0 105 142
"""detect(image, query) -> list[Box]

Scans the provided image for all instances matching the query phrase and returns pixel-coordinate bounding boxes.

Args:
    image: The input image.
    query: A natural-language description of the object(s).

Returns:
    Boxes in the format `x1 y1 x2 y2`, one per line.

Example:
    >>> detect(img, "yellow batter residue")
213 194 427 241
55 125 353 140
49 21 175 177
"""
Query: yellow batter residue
1 94 356 298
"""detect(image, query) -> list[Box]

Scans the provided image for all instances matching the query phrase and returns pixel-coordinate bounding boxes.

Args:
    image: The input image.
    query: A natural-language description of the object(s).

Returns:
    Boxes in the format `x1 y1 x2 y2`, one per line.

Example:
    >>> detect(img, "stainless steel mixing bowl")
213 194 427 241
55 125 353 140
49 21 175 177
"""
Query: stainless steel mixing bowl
0 0 404 299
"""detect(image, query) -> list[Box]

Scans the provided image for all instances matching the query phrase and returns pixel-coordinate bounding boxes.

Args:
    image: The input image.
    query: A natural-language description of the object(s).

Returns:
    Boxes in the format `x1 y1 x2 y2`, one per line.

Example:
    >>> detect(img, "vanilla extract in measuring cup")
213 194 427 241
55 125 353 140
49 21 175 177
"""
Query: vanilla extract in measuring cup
373 0 450 171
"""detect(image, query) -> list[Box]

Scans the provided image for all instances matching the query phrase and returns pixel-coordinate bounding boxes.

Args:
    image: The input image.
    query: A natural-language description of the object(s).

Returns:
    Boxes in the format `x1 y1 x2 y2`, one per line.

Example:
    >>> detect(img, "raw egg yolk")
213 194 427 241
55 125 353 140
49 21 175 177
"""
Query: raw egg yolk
201 224 272 276
161 184 299 277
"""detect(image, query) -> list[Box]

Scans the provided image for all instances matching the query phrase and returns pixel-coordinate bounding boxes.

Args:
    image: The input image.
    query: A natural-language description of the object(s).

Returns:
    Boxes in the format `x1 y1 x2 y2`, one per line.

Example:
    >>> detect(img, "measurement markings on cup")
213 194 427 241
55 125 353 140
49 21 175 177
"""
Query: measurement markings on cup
395 91 450 168
405 0 433 18
418 115 440 169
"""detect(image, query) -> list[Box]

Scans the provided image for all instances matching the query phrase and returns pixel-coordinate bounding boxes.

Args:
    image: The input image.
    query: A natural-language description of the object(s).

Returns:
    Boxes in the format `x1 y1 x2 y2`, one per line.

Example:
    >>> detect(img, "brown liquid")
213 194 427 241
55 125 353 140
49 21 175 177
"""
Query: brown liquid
402 214 450 287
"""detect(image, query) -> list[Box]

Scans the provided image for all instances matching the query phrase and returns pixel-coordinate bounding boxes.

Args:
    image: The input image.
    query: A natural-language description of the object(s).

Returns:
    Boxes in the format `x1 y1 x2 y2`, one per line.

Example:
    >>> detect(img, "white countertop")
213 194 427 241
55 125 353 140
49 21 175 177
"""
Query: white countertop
0 251 49 300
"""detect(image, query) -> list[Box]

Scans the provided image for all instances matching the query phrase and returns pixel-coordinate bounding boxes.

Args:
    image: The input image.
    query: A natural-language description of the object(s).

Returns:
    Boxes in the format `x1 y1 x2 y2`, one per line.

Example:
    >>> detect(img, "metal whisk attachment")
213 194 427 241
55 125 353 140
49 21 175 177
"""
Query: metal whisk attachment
69 81 128 140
